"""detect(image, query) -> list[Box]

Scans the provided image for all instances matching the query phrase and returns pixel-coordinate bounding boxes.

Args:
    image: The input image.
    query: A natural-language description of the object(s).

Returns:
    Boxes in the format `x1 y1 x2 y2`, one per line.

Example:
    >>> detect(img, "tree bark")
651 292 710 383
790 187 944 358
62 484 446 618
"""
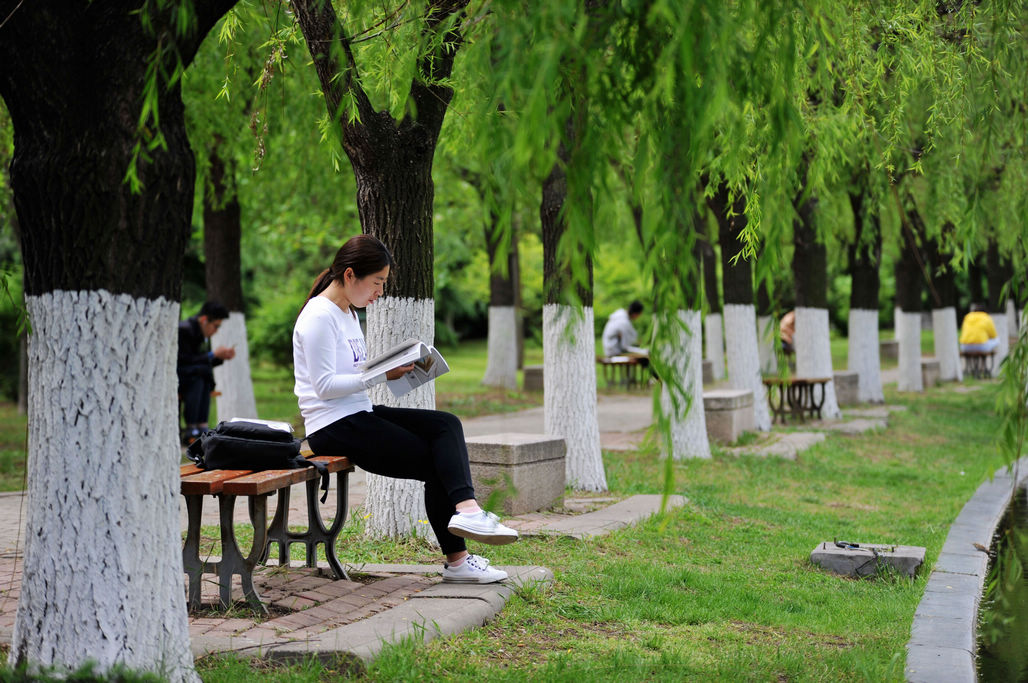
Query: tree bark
0 2 233 679
896 200 926 391
792 186 840 417
986 241 1011 374
482 210 520 389
204 141 258 420
696 231 724 380
292 0 469 536
846 186 884 402
541 130 605 491
709 184 769 430
925 233 961 381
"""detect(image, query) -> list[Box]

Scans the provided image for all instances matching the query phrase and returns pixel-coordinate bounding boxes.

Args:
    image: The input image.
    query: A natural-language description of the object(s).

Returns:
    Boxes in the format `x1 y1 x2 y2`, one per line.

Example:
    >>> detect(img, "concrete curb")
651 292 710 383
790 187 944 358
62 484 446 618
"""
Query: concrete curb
191 564 553 673
905 457 1028 682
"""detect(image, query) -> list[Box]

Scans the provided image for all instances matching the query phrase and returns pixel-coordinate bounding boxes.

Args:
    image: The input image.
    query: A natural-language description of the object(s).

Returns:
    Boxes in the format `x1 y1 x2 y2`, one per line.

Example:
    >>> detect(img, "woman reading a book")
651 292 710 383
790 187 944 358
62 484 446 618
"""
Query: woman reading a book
293 234 518 584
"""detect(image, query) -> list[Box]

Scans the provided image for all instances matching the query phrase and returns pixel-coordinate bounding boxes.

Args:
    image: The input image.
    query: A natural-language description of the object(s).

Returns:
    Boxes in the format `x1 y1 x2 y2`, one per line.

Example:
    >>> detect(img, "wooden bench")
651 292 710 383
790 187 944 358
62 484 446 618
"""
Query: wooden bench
180 453 353 614
762 376 831 424
597 354 646 389
961 350 995 379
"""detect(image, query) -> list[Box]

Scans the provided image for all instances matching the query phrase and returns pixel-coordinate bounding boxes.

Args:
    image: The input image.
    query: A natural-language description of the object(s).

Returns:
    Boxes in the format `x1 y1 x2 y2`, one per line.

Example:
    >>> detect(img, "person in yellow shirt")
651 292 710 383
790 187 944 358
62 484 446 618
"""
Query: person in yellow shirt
959 304 999 352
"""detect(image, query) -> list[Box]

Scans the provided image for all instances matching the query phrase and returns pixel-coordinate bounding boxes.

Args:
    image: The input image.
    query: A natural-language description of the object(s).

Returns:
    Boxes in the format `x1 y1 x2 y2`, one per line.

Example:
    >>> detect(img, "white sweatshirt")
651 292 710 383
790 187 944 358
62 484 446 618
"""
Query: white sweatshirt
293 296 374 436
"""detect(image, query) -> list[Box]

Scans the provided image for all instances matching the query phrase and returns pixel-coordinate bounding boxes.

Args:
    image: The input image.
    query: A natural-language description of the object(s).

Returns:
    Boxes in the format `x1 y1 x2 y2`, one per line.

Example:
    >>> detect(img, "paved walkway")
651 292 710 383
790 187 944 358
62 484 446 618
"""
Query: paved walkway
0 392 685 669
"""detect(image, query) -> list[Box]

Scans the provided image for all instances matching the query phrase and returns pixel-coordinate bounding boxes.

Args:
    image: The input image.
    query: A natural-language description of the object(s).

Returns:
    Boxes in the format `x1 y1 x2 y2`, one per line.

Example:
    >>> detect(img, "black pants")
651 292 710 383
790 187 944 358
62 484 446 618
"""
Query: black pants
307 405 475 555
178 365 214 425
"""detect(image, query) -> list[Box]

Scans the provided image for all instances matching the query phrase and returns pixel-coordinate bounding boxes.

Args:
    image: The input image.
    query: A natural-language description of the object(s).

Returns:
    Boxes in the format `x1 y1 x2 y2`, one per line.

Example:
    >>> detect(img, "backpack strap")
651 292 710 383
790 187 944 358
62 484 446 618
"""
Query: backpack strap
291 455 330 503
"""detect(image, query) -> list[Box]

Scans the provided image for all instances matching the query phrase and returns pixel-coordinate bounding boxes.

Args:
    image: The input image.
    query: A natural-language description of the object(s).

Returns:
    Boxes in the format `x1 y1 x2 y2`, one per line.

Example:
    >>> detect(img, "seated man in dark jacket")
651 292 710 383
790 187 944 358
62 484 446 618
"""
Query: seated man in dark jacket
178 301 235 444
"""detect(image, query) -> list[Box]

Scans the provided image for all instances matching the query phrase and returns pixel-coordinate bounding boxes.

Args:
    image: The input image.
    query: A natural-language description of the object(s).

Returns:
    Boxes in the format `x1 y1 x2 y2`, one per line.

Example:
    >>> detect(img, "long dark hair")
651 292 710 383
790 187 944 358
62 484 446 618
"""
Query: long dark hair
302 234 395 312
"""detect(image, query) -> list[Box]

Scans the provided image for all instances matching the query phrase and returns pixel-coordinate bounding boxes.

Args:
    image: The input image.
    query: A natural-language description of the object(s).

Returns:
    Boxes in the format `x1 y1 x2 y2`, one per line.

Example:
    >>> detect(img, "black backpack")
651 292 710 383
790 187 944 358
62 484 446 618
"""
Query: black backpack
186 420 329 502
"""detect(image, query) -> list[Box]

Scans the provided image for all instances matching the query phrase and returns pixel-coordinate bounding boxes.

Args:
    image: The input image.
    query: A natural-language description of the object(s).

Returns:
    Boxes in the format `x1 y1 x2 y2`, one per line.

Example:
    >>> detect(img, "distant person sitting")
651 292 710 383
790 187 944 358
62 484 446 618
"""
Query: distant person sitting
602 300 647 357
959 304 999 353
178 301 236 445
780 310 796 354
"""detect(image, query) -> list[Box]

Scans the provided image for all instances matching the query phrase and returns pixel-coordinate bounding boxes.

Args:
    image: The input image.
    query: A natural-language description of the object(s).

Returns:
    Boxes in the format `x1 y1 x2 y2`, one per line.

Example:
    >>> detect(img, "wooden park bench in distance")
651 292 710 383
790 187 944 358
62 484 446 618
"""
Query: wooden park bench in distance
596 354 646 389
761 376 831 424
960 349 995 380
179 452 353 614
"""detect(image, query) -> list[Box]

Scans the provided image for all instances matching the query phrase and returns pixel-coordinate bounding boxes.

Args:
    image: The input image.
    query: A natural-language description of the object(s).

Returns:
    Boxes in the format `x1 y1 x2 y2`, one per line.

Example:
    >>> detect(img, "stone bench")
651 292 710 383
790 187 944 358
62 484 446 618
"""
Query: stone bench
833 370 859 406
880 339 898 360
523 364 544 392
702 389 754 444
466 433 566 515
702 359 713 384
921 358 940 387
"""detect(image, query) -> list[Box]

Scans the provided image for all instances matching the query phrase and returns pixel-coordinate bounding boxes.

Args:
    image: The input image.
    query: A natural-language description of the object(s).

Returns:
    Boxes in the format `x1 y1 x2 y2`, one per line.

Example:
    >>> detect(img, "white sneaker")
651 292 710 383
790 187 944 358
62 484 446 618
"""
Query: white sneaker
447 510 519 545
442 554 508 584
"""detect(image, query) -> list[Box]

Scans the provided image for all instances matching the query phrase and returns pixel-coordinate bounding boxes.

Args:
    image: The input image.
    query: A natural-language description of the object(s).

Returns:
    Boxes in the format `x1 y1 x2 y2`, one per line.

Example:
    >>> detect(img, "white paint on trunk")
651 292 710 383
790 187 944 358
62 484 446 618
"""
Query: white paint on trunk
543 304 606 491
363 296 434 542
757 314 777 374
659 309 711 459
932 307 962 382
893 306 902 342
14 291 197 682
723 304 771 431
992 313 1009 378
1006 298 1018 333
846 308 884 403
211 311 258 420
896 311 923 392
704 313 724 381
481 306 518 390
795 307 841 418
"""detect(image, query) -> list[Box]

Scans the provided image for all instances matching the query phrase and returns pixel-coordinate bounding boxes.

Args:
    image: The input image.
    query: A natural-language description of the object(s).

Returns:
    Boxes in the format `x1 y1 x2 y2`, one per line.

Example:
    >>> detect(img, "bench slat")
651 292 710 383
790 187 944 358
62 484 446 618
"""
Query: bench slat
307 455 353 474
221 468 313 496
180 463 204 477
181 469 254 496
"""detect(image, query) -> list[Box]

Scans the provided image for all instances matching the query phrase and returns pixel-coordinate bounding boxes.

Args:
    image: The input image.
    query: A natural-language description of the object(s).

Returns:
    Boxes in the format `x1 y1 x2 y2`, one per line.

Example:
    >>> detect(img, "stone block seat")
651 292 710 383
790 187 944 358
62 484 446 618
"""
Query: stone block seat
833 370 859 406
465 433 566 515
703 389 754 444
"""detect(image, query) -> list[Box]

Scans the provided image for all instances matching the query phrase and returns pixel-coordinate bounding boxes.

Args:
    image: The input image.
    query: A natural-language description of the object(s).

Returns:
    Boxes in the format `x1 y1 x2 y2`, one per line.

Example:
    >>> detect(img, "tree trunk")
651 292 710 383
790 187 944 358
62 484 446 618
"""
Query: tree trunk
659 309 710 459
17 330 27 415
925 234 961 381
756 281 777 374
482 213 519 389
846 186 884 402
986 241 1010 375
0 2 233 679
541 135 605 491
792 189 841 417
292 0 468 537
204 142 258 420
710 184 769 431
698 234 724 380
896 206 926 392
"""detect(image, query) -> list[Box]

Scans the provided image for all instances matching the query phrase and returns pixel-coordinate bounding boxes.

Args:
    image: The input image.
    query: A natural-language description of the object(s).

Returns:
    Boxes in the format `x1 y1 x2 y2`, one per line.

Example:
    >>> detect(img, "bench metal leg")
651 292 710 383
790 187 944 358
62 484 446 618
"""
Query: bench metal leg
219 493 268 615
182 494 208 611
264 471 351 580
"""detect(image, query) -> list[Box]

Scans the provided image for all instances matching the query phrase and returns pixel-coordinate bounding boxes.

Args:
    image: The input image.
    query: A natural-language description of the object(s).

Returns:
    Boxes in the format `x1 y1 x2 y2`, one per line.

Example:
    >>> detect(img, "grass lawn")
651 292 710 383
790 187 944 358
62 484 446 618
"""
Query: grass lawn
1 332 1009 681
199 365 1005 681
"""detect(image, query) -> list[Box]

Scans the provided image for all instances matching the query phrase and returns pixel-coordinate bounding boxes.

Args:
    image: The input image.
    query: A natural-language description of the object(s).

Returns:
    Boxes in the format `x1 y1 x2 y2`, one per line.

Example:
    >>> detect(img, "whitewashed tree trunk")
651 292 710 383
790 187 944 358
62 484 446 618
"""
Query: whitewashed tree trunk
14 292 196 682
795 306 841 418
1006 298 1018 334
211 311 258 421
481 305 518 390
757 314 777 374
893 306 902 343
724 304 771 431
543 304 606 491
846 308 884 403
993 313 1009 378
932 307 962 382
363 296 434 541
705 312 724 381
896 311 924 392
660 309 710 459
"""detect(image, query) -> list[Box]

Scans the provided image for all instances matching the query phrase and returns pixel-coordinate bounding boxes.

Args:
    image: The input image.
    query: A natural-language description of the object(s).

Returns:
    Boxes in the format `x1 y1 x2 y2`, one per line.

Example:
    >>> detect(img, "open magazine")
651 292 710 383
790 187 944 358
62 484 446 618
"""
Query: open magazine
360 338 450 397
